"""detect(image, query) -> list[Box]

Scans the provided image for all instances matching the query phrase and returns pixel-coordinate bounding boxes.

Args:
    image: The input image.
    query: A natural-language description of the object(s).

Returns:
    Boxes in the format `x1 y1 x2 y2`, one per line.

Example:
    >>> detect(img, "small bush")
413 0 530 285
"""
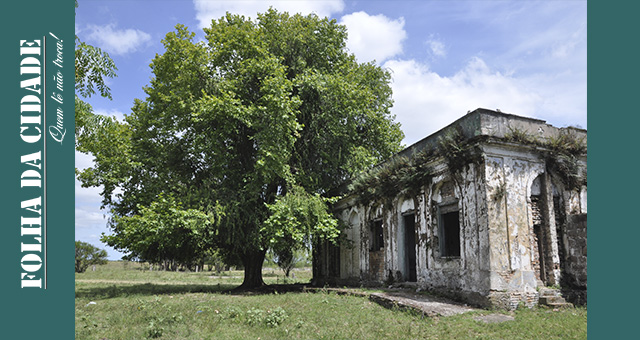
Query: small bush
146 320 164 339
244 306 288 327
245 307 265 326
265 307 288 327
224 306 243 319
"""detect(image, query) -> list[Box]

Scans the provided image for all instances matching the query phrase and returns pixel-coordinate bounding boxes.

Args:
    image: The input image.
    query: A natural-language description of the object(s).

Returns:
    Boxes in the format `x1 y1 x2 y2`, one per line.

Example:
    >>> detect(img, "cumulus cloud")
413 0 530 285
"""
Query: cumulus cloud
85 23 152 55
340 12 406 64
384 57 541 146
193 0 345 28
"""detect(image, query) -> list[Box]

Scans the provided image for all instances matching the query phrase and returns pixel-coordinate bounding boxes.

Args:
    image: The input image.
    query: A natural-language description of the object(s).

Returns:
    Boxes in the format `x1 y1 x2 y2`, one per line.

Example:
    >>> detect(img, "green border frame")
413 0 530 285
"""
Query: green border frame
588 0 637 338
0 0 74 338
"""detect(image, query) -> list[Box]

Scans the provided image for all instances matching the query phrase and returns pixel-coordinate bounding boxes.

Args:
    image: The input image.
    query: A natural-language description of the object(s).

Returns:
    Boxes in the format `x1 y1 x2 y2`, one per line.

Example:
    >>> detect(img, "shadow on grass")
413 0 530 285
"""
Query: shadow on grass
226 283 308 296
75 282 316 299
76 283 238 299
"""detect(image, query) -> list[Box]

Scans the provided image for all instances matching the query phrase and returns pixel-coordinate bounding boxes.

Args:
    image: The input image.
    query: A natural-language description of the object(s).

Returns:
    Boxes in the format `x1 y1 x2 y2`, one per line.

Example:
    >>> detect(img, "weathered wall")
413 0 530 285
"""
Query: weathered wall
561 213 587 305
338 210 361 284
483 145 549 309
318 110 587 309
417 163 491 306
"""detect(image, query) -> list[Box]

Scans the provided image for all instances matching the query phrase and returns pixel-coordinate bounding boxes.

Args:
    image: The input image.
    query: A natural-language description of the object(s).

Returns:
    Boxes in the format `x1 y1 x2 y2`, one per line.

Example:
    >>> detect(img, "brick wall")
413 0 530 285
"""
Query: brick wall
561 213 587 305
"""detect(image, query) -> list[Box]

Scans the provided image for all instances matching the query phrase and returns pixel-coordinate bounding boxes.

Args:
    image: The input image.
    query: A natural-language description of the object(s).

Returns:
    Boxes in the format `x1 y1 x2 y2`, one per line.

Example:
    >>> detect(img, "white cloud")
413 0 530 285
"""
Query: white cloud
75 206 107 229
384 57 542 146
550 22 586 60
340 12 406 64
75 150 94 171
94 108 127 122
193 0 345 28
426 35 446 58
86 23 152 55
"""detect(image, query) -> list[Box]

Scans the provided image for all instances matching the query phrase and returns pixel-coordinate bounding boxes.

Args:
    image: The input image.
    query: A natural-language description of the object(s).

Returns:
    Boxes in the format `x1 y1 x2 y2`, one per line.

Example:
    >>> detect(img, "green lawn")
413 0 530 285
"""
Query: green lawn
75 261 587 340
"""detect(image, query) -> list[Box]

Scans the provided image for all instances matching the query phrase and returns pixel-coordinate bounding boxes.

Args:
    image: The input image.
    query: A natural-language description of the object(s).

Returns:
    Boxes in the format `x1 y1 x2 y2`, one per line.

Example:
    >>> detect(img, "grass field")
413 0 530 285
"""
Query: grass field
76 261 587 339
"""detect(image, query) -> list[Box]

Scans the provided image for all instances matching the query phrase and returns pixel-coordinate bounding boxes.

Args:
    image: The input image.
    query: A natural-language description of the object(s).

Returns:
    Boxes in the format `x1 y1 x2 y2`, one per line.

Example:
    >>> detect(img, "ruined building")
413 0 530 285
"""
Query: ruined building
314 109 587 309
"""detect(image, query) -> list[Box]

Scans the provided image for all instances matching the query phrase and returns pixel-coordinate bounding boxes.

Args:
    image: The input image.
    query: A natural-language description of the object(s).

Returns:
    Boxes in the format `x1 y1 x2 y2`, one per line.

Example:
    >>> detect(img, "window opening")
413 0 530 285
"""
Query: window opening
370 219 384 251
439 206 460 257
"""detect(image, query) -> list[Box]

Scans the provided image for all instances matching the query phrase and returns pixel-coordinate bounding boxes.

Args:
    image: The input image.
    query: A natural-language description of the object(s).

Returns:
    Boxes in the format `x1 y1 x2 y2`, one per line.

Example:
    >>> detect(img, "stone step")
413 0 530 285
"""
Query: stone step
539 288 561 297
539 296 566 305
544 301 574 309
538 289 574 308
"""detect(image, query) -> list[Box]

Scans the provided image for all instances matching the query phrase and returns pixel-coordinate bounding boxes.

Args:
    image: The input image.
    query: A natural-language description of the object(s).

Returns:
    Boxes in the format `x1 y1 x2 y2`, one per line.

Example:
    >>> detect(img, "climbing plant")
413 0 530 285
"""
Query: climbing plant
349 148 442 206
504 126 587 192
437 127 483 177
349 125 586 207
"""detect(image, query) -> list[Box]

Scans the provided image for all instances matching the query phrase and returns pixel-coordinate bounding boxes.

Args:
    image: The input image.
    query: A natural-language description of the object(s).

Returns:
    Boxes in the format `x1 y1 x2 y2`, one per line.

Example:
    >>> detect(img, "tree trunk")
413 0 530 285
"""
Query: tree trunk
238 250 266 289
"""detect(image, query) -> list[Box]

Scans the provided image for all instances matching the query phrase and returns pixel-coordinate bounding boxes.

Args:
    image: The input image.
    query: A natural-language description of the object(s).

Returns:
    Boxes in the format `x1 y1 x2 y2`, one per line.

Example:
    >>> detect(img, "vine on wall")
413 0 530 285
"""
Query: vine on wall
348 125 587 207
504 127 587 192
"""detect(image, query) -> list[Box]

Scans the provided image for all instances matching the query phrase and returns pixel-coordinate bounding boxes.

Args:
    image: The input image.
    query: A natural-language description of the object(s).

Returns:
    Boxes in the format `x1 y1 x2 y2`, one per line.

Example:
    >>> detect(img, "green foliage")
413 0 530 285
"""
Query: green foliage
349 149 436 206
542 131 587 191
266 246 311 277
75 36 117 100
348 123 586 209
75 1 127 210
75 241 108 273
545 129 587 156
145 319 164 339
264 307 288 327
244 307 288 328
245 307 265 326
437 127 482 176
102 195 222 269
505 127 587 191
263 186 340 255
75 0 117 100
348 127 486 207
78 9 403 287
74 264 587 340
504 126 538 145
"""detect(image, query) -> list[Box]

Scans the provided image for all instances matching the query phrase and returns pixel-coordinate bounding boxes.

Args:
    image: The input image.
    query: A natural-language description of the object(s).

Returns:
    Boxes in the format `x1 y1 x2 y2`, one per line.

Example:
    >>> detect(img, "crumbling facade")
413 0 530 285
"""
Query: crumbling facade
314 109 587 309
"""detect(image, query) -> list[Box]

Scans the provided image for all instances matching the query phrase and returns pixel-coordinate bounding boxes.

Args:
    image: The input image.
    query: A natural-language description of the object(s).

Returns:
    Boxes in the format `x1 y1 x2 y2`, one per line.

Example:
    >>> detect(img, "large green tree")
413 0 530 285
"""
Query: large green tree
79 10 403 288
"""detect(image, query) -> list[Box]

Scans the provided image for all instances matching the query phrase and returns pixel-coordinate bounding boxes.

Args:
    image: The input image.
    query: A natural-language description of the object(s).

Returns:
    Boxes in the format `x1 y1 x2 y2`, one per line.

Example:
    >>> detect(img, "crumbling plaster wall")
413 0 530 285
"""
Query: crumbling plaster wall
326 110 587 309
338 209 361 283
333 159 493 305
483 143 566 309
413 162 491 305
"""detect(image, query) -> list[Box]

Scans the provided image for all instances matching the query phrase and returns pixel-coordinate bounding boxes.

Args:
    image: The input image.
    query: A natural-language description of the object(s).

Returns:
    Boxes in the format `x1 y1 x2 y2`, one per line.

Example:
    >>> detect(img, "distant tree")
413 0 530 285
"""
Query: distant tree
270 248 308 278
102 194 221 270
75 241 108 273
77 9 404 289
263 186 339 278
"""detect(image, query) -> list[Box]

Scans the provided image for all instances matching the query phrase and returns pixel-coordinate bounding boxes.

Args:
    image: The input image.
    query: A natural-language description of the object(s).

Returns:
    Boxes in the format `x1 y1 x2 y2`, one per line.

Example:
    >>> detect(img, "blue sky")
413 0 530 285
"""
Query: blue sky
75 0 587 259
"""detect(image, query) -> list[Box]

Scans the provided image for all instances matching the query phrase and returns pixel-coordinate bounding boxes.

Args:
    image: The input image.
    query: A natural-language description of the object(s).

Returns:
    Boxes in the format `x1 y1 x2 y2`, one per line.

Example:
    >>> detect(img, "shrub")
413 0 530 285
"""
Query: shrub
75 241 108 273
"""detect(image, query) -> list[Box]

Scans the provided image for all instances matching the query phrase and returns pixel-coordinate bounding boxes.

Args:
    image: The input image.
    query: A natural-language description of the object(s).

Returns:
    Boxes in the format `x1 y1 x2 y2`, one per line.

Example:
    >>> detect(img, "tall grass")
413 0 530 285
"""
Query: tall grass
76 261 586 339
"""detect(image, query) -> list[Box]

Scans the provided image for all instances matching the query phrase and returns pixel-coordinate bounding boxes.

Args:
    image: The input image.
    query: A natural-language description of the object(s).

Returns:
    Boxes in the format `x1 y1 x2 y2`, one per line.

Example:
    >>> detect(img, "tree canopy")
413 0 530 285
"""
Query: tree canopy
77 9 404 288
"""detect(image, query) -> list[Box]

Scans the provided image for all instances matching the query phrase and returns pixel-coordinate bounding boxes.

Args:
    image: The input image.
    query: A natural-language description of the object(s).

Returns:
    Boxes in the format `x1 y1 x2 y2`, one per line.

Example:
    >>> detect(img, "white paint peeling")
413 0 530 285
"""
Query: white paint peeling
318 110 587 309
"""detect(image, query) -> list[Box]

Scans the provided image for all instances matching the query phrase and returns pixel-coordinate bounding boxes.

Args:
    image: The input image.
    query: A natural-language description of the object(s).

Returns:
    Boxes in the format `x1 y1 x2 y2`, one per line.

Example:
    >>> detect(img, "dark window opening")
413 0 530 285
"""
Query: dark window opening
440 210 460 257
370 220 384 251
